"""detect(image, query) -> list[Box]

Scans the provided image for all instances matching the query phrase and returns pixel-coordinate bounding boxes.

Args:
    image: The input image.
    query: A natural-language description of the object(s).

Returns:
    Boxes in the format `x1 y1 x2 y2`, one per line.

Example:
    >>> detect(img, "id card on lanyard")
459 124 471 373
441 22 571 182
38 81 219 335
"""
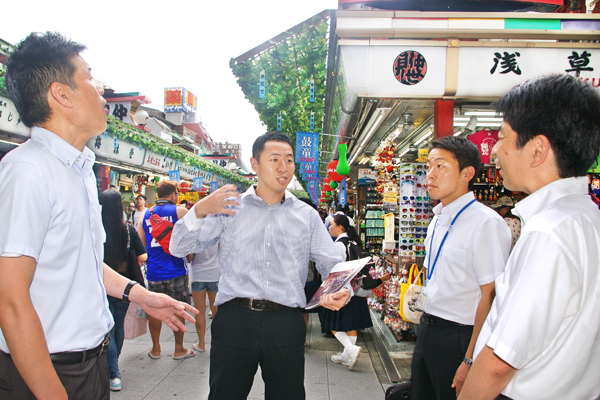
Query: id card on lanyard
416 199 476 311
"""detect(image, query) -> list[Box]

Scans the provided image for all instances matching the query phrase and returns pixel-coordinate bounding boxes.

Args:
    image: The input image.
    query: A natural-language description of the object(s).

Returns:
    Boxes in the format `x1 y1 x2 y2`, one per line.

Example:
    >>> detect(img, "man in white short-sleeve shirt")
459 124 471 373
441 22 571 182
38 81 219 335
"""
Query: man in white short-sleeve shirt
459 74 600 400
0 32 198 400
410 136 511 400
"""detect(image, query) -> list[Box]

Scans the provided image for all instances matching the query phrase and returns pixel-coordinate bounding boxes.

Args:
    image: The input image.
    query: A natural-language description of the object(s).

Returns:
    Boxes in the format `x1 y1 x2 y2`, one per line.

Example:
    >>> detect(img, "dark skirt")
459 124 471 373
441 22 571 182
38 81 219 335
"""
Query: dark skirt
321 295 373 332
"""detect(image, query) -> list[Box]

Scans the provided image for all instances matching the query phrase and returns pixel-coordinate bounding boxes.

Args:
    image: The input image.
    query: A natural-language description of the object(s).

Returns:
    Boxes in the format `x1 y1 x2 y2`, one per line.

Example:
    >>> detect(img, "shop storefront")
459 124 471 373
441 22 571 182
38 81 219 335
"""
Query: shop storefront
322 9 600 346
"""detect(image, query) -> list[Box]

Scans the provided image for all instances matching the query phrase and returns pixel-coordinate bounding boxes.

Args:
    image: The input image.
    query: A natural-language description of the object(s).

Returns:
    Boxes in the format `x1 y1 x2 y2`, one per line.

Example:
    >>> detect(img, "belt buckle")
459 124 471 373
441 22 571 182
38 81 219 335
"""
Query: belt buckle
248 299 264 312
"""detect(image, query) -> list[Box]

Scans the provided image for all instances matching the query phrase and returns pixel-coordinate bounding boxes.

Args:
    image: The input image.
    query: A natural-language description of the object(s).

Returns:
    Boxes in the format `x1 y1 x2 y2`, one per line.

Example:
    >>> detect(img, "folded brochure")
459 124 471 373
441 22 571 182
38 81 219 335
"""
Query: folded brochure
305 257 372 310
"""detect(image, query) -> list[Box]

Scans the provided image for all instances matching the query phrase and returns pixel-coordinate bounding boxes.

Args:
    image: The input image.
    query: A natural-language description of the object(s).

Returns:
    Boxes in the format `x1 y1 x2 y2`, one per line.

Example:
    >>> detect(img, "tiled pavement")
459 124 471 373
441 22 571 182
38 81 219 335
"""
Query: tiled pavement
110 306 409 399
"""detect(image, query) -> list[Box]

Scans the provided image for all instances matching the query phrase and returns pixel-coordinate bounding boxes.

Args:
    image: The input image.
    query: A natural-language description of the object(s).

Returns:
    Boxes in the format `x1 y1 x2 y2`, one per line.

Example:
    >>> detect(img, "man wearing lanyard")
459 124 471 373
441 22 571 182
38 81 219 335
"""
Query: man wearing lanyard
169 131 349 400
459 75 600 400
410 136 511 400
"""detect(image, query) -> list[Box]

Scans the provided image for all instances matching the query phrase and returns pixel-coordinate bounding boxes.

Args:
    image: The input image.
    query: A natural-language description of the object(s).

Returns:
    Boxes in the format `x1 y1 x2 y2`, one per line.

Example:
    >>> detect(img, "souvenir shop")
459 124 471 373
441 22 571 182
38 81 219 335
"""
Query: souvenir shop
320 9 600 345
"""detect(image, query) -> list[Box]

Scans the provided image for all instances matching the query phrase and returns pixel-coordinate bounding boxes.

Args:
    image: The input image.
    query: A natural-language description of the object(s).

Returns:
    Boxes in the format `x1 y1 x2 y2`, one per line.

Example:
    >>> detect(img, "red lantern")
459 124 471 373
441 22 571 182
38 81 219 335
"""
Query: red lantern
323 183 332 191
328 160 343 182
179 181 190 193
386 165 394 173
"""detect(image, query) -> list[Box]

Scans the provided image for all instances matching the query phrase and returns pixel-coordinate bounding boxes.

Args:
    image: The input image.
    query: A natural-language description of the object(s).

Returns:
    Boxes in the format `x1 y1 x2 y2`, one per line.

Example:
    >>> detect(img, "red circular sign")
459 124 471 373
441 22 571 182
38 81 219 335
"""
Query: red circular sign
393 50 427 86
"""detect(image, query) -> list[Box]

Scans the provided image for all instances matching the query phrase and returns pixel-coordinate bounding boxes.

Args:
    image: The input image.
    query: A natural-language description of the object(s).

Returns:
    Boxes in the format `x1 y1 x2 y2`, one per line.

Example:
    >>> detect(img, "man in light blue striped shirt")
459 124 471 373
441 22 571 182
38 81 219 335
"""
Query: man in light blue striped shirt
170 132 350 400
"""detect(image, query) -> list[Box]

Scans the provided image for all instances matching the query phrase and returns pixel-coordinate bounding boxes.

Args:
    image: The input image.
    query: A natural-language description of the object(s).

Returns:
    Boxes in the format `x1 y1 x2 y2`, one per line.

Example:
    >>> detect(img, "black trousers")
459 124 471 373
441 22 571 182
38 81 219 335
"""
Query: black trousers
209 301 306 400
0 350 109 400
411 314 474 400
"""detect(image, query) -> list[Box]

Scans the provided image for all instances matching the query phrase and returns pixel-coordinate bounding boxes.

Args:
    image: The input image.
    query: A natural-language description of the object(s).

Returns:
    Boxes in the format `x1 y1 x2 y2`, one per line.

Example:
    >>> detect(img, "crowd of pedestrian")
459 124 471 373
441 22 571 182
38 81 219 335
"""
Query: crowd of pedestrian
1 30 600 400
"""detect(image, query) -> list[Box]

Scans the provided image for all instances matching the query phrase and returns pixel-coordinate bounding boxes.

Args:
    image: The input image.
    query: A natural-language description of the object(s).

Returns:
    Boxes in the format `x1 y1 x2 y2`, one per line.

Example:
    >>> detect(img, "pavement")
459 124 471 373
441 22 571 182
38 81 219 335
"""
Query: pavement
110 306 406 400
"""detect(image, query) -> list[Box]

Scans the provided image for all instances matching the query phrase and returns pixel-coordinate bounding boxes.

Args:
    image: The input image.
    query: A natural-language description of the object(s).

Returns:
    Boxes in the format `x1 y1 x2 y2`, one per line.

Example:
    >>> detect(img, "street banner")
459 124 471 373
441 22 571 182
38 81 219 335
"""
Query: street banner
169 170 181 183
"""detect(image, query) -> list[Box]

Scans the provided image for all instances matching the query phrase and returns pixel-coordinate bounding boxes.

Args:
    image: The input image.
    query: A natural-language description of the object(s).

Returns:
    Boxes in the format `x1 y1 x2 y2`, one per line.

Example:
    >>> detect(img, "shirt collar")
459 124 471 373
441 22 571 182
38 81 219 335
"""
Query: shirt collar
513 177 588 224
31 126 94 170
241 185 296 205
433 191 476 226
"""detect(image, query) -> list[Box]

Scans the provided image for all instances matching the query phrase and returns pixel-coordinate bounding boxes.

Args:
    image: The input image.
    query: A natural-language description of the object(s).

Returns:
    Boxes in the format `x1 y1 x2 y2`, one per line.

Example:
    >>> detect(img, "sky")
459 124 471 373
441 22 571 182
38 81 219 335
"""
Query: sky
2 0 339 167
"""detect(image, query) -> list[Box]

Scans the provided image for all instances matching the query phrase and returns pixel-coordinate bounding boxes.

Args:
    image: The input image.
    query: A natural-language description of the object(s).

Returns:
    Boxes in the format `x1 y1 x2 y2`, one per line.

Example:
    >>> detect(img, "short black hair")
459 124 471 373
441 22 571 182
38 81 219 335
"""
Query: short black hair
494 74 600 178
5 32 87 128
429 136 481 191
252 131 293 161
136 194 147 201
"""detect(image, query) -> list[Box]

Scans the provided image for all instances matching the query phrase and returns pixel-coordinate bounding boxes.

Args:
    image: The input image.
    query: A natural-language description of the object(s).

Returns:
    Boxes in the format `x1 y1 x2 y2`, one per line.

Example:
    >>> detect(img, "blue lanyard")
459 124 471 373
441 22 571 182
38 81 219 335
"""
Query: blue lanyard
427 199 476 281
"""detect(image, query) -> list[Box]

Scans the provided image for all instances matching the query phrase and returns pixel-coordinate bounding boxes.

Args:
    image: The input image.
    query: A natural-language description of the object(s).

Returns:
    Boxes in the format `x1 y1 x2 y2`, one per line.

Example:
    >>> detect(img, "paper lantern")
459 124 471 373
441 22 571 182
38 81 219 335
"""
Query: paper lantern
179 181 190 193
336 143 350 176
323 183 332 192
328 160 343 182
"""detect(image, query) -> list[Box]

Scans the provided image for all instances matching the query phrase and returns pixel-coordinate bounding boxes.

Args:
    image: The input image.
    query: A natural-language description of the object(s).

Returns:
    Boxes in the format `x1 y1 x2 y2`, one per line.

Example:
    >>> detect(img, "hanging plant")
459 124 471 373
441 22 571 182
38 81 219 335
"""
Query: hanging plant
230 14 331 193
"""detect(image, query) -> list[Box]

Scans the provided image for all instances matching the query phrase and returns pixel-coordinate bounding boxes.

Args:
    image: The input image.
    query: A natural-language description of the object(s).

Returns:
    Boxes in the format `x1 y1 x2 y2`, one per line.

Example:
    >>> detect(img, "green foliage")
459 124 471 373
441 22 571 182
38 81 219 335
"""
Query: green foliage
106 116 254 186
230 16 330 191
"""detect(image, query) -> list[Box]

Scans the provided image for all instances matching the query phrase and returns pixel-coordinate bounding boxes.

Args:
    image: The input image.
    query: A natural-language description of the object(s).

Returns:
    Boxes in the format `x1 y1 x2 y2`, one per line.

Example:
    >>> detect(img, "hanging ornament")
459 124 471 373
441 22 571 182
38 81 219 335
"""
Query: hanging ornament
326 191 332 196
328 160 343 182
104 131 108 139
323 182 332 192
337 143 350 176
310 112 315 131
310 78 315 103
330 181 338 189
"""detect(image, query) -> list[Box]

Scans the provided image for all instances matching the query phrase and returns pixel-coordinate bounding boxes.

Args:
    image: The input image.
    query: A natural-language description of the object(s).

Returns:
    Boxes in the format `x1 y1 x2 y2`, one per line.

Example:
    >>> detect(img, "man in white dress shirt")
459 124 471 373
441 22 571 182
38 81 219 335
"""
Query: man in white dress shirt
0 32 198 400
459 74 600 400
411 136 511 400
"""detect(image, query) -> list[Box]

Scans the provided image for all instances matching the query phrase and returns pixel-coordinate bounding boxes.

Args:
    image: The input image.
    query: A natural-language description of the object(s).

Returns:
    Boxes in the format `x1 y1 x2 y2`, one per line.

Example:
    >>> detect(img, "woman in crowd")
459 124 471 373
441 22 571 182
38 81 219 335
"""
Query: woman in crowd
322 214 389 370
190 243 220 352
99 189 147 392
491 196 521 250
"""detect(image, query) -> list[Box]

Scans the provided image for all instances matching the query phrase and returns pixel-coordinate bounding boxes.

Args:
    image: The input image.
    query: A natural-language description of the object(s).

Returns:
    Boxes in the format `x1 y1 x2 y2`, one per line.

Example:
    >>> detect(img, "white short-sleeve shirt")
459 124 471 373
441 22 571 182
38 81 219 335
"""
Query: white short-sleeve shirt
423 192 511 325
474 177 600 399
0 127 113 354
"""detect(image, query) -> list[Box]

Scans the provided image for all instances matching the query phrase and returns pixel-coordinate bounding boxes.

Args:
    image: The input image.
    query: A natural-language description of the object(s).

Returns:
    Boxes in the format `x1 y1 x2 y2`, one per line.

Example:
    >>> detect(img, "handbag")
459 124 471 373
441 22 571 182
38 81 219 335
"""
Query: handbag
402 266 425 324
126 225 146 286
399 264 423 322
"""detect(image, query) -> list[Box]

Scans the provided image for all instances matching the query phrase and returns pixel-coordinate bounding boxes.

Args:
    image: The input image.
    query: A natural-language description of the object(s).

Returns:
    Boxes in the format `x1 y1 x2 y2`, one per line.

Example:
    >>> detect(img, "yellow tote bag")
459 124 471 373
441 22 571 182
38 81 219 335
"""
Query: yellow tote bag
399 264 423 322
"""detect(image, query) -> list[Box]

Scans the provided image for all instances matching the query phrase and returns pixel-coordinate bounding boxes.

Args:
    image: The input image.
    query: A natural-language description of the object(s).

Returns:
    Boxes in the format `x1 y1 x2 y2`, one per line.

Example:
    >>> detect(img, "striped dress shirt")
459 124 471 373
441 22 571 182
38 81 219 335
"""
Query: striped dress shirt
170 187 345 308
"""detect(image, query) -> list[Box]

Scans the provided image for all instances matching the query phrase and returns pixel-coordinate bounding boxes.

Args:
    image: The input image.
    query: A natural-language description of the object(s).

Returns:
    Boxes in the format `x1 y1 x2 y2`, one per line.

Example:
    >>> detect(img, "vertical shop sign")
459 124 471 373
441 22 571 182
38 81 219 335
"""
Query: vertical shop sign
169 170 181 183
338 178 347 206
210 181 219 193
277 112 281 131
310 112 315 131
309 78 315 103
259 70 266 99
384 213 395 242
193 177 203 191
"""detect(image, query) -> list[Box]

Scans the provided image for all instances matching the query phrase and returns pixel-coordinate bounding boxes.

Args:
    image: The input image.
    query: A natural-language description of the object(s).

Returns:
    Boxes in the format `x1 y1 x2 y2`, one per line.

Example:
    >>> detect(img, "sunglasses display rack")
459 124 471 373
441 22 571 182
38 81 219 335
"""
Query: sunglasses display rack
398 163 431 256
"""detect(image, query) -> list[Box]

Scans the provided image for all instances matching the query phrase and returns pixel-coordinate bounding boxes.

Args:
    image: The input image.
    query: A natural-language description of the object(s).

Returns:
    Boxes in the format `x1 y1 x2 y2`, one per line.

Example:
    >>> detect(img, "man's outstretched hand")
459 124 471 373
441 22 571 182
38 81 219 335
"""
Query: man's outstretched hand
130 286 199 332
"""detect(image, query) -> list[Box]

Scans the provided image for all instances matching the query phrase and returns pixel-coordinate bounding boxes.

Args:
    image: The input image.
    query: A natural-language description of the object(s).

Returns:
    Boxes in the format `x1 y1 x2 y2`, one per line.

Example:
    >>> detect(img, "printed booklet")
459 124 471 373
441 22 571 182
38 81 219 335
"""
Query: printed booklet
305 257 372 310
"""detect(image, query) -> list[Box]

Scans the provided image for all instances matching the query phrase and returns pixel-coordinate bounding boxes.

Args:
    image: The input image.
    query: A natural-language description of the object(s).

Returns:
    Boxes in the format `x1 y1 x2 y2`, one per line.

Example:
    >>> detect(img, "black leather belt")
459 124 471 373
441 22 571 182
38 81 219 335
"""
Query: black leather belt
49 335 110 365
422 313 472 328
229 298 289 311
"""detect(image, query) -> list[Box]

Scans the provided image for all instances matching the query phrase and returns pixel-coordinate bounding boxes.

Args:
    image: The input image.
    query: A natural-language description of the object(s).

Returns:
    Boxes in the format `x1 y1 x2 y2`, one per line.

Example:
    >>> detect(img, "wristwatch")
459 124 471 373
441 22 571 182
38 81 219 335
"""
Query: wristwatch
463 356 473 368
122 281 139 303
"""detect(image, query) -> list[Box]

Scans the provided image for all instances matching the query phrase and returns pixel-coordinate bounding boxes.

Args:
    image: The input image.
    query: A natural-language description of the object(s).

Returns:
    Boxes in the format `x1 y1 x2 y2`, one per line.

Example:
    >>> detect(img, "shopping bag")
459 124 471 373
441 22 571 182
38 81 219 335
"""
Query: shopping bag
399 264 423 322
402 267 425 324
124 303 148 339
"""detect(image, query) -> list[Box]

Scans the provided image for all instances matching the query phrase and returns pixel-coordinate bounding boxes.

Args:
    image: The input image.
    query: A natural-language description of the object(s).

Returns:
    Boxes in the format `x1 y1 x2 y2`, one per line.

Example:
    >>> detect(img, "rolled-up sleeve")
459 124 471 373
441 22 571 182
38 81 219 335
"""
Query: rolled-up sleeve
170 207 223 258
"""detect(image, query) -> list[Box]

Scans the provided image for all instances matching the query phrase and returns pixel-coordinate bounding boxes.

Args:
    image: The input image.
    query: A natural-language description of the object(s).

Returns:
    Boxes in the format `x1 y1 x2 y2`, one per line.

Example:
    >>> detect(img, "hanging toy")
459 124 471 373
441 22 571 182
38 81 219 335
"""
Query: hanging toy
336 143 350 176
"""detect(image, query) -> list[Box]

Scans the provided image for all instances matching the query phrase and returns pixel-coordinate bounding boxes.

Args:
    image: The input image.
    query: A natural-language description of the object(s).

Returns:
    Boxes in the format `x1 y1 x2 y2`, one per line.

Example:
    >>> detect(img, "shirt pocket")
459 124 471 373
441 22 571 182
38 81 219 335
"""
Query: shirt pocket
440 245 466 283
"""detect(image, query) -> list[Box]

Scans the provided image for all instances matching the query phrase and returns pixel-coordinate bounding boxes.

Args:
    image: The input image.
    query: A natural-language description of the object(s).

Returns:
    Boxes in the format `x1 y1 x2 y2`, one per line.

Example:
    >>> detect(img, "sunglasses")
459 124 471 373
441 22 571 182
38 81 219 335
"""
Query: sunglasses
402 208 415 213
403 196 415 200
416 250 426 256
416 196 429 201
401 239 415 244
400 245 412 250
401 233 414 238
415 165 423 169
401 250 416 258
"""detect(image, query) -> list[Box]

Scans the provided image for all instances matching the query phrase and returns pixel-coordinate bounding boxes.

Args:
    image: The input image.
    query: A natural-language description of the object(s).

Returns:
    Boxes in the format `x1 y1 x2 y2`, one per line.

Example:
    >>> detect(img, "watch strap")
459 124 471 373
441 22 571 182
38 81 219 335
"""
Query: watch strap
122 281 139 303
463 356 473 368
